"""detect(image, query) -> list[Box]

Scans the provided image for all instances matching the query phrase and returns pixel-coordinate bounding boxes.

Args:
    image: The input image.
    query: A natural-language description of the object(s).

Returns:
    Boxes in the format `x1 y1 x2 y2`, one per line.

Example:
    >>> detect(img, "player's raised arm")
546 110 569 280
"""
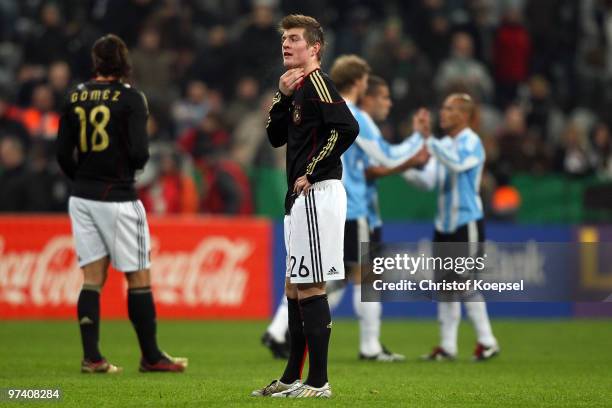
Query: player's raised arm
305 71 359 183
126 90 150 170
400 108 437 190
366 145 431 180
266 69 303 147
427 136 484 173
402 157 438 191
355 134 424 168
357 95 429 171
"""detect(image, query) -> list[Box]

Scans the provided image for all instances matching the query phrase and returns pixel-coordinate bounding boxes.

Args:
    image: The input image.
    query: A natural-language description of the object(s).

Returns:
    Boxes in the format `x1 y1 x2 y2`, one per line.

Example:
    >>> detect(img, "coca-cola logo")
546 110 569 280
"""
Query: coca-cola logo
0 234 254 308
0 236 82 306
150 236 253 306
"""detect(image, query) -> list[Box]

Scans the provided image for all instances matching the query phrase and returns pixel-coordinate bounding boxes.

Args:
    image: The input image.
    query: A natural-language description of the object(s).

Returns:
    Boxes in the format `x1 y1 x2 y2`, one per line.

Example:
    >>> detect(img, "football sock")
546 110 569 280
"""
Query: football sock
353 285 383 356
267 296 288 343
77 285 103 362
438 301 461 355
463 292 497 347
127 286 163 364
301 294 331 388
280 297 307 384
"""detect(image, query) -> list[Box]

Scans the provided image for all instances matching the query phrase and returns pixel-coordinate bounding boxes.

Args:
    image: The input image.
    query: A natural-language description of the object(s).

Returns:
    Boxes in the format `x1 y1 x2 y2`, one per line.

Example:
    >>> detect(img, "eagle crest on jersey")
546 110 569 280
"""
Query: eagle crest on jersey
292 103 302 125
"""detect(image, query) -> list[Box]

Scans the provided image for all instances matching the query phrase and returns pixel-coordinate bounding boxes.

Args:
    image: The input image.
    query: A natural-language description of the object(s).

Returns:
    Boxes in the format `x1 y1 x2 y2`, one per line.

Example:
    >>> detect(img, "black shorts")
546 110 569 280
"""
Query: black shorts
432 219 485 299
433 219 485 244
344 217 369 265
369 225 382 260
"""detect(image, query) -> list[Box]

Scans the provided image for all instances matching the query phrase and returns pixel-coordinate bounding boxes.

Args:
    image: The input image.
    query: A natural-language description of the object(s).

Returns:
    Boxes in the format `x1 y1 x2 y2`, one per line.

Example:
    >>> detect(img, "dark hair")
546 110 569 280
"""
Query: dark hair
365 75 387 97
330 54 371 93
91 34 131 79
279 14 325 61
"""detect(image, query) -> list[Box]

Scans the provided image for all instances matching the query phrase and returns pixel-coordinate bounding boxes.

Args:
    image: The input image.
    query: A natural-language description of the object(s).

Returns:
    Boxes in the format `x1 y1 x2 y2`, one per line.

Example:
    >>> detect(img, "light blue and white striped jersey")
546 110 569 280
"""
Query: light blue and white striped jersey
343 102 423 221
343 102 369 220
403 128 485 233
361 113 424 229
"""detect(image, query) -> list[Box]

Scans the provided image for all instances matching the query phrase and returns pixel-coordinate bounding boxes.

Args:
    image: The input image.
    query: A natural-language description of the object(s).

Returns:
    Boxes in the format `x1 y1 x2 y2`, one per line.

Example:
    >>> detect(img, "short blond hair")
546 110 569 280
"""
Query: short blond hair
330 55 371 93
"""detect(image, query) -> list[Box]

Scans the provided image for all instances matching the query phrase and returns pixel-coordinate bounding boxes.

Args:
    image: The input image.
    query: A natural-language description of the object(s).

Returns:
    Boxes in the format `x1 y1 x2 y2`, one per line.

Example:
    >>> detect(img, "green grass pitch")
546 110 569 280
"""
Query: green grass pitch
1 319 610 407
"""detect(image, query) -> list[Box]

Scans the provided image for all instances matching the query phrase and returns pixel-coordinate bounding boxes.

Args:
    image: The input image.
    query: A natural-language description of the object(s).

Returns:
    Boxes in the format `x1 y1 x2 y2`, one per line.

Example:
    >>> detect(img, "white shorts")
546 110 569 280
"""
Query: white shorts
68 196 151 272
284 180 346 284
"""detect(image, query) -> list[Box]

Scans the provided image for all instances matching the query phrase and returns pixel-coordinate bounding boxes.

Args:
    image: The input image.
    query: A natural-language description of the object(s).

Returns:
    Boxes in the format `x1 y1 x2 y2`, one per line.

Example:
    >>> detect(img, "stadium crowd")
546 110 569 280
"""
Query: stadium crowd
1 0 612 215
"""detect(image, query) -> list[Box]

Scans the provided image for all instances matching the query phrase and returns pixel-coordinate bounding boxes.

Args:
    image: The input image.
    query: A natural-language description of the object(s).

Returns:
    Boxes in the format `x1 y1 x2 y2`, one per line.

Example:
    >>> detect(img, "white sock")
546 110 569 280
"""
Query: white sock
267 296 288 343
327 284 346 310
438 301 461 356
464 293 497 347
353 284 382 356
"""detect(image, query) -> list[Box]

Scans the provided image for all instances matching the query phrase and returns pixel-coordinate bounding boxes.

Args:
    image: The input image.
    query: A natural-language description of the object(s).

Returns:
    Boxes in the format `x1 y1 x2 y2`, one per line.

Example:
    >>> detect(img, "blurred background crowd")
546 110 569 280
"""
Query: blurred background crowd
1 0 612 219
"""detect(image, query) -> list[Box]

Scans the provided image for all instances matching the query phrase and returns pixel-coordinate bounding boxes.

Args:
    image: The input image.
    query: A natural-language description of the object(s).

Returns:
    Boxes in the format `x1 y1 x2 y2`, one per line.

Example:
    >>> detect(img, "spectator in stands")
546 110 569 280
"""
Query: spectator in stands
198 145 254 215
555 122 593 177
435 31 493 102
22 3 68 66
131 25 175 105
0 136 27 211
20 142 70 212
138 145 199 214
224 76 260 131
522 75 564 145
367 19 434 113
406 0 452 67
525 0 579 110
366 18 404 73
189 25 235 97
493 7 531 108
9 83 59 141
147 113 173 142
236 3 280 86
588 122 612 178
94 0 158 47
0 89 29 148
334 6 373 57
497 104 531 172
172 80 211 136
48 61 72 110
179 112 230 161
231 90 284 168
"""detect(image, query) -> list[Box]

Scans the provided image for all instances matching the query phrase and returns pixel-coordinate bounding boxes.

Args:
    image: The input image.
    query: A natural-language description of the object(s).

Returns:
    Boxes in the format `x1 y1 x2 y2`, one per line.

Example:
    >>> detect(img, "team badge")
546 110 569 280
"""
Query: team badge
292 104 302 125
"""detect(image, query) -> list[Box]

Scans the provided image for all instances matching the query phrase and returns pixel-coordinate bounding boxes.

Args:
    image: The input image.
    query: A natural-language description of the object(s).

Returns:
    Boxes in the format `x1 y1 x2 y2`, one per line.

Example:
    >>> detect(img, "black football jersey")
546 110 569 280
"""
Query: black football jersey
56 80 149 201
266 69 359 214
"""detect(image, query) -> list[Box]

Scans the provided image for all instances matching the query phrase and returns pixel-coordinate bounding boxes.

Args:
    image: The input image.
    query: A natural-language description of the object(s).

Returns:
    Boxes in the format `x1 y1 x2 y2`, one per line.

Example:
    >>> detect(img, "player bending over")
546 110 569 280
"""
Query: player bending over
56 34 187 373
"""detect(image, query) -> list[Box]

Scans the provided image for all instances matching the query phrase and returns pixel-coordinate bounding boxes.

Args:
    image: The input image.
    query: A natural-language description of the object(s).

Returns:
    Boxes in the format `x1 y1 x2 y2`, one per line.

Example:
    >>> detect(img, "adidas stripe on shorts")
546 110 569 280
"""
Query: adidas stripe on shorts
284 179 346 284
68 196 151 272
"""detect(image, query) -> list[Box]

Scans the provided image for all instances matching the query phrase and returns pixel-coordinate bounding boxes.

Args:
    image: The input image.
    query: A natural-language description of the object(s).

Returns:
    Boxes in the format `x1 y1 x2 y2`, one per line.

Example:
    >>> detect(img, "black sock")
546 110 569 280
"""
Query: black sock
127 287 163 364
301 294 331 388
280 297 307 384
77 286 103 362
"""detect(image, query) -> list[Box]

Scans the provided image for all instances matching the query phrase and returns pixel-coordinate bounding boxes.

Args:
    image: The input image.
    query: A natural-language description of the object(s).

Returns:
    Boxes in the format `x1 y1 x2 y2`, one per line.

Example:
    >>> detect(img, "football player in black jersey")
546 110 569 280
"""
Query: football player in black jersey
56 34 187 374
251 15 359 399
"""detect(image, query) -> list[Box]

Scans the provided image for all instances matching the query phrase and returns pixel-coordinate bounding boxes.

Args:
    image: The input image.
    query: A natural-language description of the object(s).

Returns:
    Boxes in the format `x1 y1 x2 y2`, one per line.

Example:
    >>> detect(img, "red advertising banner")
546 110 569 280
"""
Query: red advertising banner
0 216 272 319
